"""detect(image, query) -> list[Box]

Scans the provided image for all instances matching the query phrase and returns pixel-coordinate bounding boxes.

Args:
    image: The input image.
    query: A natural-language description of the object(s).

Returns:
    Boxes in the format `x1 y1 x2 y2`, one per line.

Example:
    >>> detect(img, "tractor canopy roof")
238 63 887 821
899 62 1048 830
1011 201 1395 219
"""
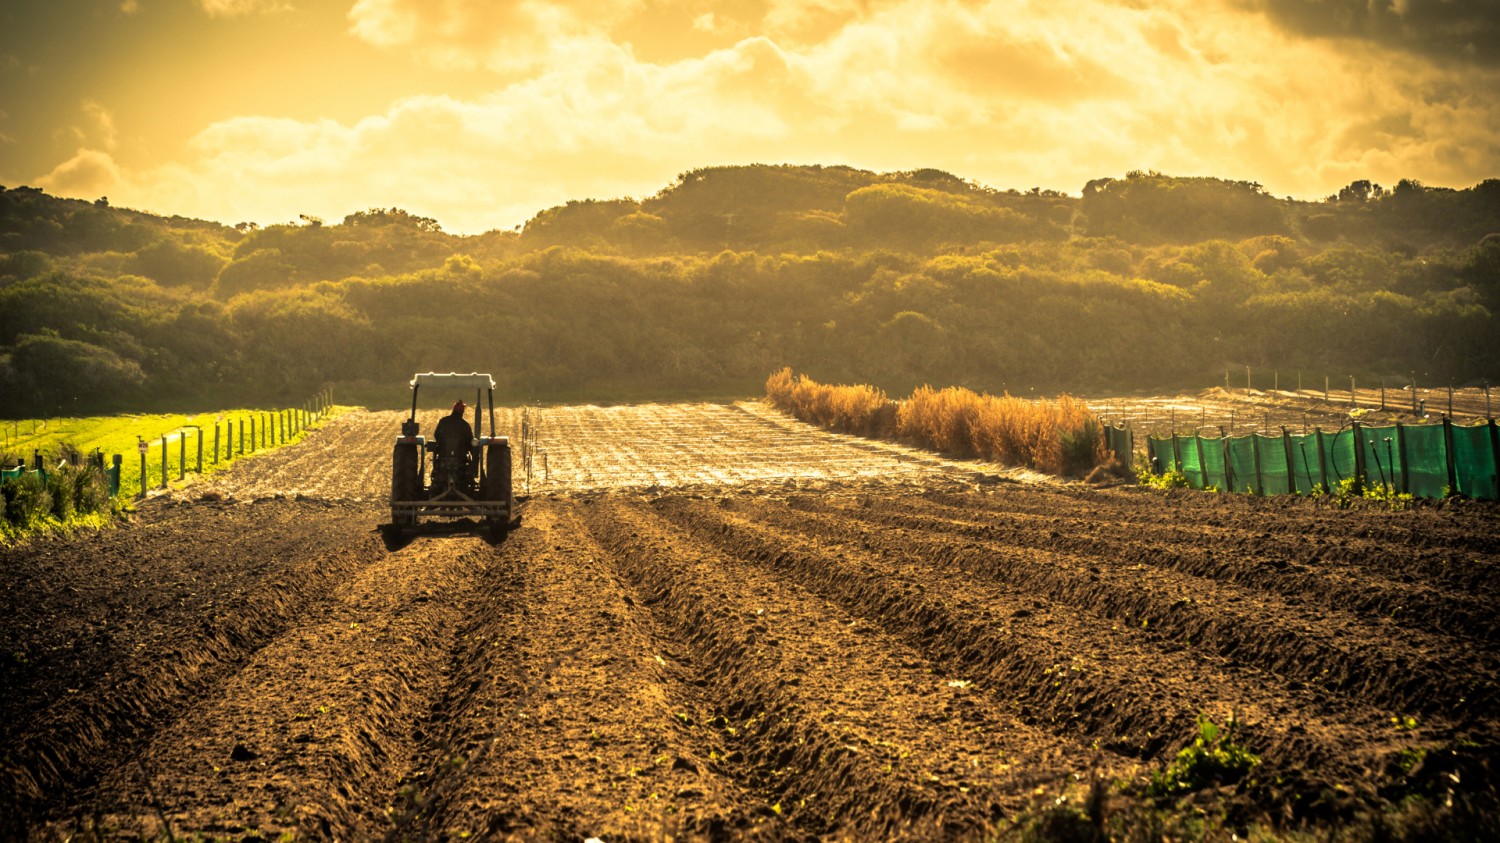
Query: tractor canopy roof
409 372 496 390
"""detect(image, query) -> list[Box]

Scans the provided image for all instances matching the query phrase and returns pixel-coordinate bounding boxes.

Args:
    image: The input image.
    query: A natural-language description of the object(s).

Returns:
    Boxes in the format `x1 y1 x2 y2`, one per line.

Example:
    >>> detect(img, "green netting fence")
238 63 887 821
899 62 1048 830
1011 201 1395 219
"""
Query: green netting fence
1147 420 1499 500
1 457 121 495
1104 423 1134 466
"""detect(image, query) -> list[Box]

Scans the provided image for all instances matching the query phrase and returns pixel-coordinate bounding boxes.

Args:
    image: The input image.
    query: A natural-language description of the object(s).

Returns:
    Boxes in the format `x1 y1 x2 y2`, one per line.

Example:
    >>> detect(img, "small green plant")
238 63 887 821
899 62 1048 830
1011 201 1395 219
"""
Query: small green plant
1325 475 1363 508
1396 746 1427 775
1141 469 1190 491
1148 714 1261 797
1363 483 1415 511
1391 714 1419 731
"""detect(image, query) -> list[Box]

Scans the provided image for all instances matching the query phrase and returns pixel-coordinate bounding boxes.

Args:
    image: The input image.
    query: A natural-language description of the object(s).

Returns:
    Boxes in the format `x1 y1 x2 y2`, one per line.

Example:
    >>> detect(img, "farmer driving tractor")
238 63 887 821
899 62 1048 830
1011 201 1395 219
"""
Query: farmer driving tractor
431 399 475 486
435 400 473 454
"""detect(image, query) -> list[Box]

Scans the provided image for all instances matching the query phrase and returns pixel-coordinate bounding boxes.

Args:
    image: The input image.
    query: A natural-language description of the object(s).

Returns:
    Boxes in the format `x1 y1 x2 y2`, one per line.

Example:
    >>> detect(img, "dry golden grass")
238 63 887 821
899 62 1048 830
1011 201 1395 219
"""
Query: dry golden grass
764 368 897 438
765 368 1106 475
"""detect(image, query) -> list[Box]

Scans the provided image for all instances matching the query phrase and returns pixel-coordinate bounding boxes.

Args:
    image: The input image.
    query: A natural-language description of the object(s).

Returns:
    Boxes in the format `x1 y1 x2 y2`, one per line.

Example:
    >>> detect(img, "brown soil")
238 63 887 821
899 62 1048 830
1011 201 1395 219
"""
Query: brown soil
2 404 1497 840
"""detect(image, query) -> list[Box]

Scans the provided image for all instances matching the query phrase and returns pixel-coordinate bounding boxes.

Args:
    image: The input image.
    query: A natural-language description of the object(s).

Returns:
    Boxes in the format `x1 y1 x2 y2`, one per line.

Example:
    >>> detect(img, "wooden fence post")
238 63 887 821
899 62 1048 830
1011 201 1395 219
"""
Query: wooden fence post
1443 417 1457 496
1222 433 1234 493
1396 423 1409 494
1282 428 1295 494
214 424 220 465
1316 428 1328 491
1194 435 1207 489
160 435 168 489
1352 422 1366 490
178 432 186 480
1251 434 1263 495
138 441 147 499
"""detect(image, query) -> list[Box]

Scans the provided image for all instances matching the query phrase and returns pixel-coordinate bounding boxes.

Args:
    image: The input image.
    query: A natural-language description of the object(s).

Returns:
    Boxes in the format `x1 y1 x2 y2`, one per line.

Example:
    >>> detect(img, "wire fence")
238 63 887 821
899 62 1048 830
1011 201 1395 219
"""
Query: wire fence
1 389 333 501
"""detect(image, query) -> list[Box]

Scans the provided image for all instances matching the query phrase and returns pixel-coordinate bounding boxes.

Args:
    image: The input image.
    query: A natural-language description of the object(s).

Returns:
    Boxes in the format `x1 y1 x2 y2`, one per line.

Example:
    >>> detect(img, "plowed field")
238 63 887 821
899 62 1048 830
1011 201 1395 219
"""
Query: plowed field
2 403 1497 841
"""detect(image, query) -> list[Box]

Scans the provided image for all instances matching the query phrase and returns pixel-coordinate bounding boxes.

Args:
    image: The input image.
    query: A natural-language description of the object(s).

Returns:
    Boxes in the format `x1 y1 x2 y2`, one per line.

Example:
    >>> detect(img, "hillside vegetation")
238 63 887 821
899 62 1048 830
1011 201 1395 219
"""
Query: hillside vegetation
2 166 1497 415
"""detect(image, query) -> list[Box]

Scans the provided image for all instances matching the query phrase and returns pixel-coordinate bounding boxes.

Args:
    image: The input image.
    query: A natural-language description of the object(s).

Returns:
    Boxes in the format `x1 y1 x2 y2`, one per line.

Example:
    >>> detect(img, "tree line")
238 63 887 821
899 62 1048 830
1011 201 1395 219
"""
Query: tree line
1 167 1497 416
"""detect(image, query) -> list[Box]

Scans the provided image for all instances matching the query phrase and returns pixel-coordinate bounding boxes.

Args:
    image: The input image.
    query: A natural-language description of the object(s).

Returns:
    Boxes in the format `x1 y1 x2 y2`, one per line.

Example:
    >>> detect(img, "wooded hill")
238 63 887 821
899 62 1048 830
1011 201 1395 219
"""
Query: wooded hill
2 166 1497 416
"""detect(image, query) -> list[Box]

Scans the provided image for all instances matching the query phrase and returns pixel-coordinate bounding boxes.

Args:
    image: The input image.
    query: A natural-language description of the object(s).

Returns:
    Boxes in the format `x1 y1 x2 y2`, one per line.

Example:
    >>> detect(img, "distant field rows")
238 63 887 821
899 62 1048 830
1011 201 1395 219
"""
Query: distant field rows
1091 385 1496 438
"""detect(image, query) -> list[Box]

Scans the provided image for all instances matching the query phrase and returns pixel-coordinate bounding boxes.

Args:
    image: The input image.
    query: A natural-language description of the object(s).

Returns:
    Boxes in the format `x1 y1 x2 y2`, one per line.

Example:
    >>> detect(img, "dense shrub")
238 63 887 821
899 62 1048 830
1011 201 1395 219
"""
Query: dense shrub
2 472 52 529
1 450 117 538
5 169 1500 414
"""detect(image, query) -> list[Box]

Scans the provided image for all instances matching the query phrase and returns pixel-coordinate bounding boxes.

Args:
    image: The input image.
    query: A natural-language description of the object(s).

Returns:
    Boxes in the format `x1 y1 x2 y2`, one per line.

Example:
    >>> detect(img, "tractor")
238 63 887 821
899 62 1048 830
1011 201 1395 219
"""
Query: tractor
390 372 515 538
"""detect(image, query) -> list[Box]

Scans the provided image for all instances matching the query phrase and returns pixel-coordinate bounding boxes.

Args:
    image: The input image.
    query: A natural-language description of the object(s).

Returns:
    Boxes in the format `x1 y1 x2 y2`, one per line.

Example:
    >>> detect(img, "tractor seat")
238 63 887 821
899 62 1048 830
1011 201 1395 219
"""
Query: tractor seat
434 432 470 458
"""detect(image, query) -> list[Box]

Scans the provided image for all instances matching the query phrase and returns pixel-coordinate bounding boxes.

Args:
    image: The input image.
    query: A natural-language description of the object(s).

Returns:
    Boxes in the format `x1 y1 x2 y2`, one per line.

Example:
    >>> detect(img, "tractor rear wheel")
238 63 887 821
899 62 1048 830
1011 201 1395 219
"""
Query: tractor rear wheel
392 442 419 530
482 441 513 538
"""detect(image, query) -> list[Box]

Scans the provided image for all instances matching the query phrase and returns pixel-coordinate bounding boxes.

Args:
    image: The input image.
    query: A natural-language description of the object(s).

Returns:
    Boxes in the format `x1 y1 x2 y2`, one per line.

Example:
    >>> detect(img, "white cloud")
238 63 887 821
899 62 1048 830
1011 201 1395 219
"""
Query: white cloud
347 0 646 73
37 148 122 197
196 0 289 17
80 100 118 151
54 0 1500 232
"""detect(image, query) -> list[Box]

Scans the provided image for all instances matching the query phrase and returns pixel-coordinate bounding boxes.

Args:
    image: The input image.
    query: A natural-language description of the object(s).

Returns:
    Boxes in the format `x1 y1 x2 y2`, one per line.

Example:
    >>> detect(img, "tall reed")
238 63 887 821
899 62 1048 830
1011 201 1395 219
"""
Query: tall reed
765 368 1105 475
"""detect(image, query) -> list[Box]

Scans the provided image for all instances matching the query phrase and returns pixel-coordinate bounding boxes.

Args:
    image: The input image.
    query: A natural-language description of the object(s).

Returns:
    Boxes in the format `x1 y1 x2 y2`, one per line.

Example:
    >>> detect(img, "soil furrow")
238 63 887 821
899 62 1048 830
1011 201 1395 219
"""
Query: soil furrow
0 502 379 832
42 527 491 839
914 489 1500 604
920 487 1500 585
762 496 1497 717
580 496 1136 839
649 495 1439 801
385 523 531 839
415 502 766 841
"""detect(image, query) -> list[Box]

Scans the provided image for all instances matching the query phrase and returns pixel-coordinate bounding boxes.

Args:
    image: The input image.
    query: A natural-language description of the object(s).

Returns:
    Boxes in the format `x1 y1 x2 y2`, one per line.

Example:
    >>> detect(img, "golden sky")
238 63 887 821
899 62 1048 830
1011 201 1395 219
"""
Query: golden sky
2 0 1497 233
